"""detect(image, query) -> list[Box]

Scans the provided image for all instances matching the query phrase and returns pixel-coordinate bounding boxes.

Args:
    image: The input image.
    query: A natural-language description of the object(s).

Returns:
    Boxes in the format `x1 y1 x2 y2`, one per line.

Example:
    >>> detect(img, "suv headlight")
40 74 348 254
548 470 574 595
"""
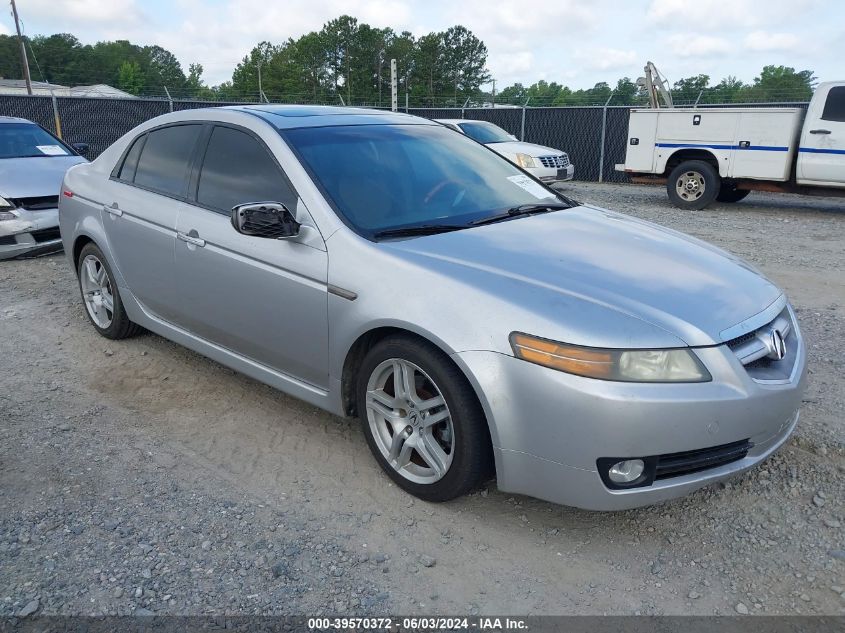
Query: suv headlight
515 153 537 169
510 332 711 383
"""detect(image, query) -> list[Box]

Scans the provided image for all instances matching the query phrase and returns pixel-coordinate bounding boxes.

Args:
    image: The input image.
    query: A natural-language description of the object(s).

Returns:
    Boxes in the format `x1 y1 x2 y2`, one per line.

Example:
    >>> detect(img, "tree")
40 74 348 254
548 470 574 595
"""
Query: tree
117 60 143 94
611 77 638 105
747 65 815 102
672 74 710 104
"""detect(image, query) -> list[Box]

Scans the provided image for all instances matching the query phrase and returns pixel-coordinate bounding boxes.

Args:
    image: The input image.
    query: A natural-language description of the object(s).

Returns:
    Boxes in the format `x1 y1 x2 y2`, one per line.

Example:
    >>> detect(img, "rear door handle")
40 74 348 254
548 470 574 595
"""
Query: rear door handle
809 129 831 134
177 231 206 247
104 203 122 217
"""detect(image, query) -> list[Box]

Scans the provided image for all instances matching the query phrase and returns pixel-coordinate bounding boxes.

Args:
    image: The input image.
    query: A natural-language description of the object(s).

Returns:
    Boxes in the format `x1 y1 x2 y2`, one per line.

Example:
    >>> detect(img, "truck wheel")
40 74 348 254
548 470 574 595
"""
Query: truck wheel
716 185 751 203
667 160 720 210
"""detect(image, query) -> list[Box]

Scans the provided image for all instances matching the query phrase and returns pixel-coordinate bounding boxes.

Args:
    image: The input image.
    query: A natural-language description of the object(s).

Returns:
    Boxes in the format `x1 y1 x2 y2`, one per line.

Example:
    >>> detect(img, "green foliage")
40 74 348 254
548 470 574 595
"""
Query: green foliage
117 60 143 94
228 16 489 106
0 27 819 106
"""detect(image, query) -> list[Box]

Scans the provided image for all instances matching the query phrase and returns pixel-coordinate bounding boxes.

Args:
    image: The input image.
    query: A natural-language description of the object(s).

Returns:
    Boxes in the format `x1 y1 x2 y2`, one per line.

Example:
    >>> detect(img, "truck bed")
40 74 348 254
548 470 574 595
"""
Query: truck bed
622 107 805 181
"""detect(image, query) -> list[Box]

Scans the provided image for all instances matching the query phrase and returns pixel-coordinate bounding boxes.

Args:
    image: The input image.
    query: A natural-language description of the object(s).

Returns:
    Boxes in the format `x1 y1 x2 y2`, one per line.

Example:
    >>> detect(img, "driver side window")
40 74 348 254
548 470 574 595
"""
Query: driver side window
196 126 296 214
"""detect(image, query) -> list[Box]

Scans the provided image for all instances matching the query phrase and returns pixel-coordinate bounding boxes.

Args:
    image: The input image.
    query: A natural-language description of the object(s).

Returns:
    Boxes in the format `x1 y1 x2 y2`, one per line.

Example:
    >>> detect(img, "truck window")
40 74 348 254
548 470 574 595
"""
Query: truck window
821 86 845 123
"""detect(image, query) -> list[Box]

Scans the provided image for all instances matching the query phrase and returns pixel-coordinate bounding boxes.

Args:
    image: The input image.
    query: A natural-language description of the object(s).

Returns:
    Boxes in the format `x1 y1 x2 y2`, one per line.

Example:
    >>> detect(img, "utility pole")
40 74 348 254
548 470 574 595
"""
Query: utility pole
256 59 263 102
491 79 496 108
390 58 398 112
10 0 33 95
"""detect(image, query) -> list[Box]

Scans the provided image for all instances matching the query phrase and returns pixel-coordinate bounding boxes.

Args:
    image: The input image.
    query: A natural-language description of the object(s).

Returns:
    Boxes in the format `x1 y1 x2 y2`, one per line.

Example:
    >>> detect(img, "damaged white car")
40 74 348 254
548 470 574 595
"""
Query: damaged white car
0 116 87 260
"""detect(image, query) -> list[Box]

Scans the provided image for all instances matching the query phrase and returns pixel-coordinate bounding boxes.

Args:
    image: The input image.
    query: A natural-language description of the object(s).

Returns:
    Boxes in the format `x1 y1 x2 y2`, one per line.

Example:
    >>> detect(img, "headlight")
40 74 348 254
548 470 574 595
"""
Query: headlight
0 196 15 209
515 153 537 169
0 197 17 221
509 332 711 382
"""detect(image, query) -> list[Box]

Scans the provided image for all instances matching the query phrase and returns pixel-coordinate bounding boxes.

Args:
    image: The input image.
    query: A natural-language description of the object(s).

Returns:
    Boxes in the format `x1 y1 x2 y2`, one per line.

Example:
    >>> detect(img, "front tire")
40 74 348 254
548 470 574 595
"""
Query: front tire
357 335 492 502
667 160 720 210
77 242 141 340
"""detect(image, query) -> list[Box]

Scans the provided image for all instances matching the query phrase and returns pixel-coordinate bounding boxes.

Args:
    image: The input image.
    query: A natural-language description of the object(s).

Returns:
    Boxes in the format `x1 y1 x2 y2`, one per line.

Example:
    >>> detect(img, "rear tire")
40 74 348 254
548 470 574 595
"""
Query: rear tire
357 335 492 502
77 242 141 340
667 160 720 210
716 184 751 203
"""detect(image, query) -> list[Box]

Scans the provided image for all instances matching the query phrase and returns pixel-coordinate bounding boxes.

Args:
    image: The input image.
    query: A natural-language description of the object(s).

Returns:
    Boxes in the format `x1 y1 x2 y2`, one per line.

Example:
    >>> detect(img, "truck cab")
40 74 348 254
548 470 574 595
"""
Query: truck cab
797 82 845 187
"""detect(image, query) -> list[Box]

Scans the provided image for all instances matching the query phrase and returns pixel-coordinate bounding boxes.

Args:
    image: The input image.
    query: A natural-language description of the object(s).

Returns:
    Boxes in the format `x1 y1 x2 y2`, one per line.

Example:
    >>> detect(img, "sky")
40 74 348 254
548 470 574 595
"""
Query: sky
2 0 843 90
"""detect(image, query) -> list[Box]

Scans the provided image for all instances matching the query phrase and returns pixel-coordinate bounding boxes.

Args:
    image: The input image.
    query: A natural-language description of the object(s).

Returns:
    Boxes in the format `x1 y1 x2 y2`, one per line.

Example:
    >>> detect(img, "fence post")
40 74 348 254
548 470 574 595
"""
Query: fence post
693 90 703 108
164 86 173 112
520 97 531 141
598 92 614 183
49 89 63 140
461 97 470 118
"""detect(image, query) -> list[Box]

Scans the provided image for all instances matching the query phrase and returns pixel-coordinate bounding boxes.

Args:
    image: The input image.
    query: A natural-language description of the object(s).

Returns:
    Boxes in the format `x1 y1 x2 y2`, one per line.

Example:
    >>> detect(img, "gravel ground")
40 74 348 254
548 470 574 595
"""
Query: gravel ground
1 182 843 617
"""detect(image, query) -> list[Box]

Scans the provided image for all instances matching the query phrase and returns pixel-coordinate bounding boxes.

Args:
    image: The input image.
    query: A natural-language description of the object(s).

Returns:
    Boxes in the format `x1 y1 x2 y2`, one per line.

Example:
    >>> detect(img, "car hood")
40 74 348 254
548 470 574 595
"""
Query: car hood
0 156 86 199
487 140 563 157
387 205 782 347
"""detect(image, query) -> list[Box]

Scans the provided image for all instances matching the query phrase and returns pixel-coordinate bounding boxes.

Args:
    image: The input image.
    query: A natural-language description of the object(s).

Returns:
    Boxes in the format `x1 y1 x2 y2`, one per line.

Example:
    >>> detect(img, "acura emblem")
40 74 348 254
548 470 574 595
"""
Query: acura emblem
768 329 786 361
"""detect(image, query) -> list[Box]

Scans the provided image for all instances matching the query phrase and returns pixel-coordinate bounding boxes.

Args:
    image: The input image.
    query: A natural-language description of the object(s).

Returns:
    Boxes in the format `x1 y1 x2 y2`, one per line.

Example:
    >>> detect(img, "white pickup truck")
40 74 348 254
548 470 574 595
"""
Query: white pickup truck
615 81 845 209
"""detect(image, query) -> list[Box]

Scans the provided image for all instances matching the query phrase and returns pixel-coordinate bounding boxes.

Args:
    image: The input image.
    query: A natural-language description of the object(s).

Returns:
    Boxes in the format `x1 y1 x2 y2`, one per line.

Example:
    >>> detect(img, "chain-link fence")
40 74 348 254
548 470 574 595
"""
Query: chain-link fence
0 94 810 183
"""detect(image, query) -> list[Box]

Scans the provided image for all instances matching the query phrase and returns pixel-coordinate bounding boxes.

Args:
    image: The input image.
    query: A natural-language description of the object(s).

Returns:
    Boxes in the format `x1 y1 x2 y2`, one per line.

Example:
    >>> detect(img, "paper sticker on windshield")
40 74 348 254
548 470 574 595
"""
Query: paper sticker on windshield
36 145 67 156
507 174 549 199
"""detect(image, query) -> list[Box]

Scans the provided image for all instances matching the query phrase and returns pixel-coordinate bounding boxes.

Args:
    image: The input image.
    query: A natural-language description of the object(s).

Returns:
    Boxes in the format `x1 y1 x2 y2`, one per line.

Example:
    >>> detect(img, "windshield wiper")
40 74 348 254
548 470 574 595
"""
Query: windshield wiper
469 202 572 227
373 224 466 239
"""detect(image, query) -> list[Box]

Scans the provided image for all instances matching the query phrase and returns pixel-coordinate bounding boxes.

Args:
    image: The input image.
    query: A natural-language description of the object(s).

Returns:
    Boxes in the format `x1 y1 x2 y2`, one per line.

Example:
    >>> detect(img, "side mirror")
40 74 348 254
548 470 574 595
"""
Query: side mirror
71 142 90 156
231 202 300 239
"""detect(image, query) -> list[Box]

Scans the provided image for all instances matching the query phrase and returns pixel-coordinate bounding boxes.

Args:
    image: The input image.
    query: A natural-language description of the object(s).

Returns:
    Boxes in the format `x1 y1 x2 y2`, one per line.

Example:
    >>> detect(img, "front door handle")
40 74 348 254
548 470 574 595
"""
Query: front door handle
104 203 122 217
177 231 206 247
809 129 831 134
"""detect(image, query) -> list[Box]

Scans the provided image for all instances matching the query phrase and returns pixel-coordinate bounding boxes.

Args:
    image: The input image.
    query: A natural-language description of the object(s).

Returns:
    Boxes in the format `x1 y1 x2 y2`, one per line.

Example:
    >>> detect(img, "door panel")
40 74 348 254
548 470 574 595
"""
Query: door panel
798 85 845 186
174 204 329 388
101 124 203 321
101 181 183 321
173 123 329 388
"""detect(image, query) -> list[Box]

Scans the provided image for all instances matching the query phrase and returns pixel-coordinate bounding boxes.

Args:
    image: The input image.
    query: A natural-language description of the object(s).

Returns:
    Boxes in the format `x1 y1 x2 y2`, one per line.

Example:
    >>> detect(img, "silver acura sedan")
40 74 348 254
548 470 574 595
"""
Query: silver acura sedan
58 106 806 510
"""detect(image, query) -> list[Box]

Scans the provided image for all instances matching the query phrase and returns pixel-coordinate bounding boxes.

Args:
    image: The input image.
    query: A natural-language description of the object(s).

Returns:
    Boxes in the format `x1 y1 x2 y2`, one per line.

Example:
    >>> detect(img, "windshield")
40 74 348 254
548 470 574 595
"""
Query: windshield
283 124 570 239
457 121 514 144
0 123 71 159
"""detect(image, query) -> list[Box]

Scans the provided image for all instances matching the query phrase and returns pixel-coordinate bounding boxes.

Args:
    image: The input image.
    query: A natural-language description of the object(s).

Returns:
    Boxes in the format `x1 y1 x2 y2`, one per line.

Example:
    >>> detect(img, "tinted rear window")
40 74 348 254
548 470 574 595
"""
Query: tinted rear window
117 134 146 181
134 125 201 197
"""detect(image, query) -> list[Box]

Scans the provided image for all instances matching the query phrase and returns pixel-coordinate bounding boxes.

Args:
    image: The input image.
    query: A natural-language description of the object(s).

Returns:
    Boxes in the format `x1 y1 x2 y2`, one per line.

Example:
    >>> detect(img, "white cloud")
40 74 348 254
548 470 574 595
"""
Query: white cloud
20 0 144 26
0 21 10 35
666 33 732 57
575 47 638 72
744 30 801 51
647 0 820 29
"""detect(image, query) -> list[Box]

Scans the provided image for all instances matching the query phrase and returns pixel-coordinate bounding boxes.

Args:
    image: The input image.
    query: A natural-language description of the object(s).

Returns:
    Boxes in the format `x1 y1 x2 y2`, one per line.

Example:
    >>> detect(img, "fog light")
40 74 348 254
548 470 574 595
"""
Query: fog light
608 459 645 484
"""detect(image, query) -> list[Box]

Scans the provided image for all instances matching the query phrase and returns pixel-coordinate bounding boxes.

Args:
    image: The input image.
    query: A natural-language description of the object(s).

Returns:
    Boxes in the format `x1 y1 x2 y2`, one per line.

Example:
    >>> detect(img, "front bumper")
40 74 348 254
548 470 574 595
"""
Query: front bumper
454 328 806 510
532 163 575 183
0 207 63 260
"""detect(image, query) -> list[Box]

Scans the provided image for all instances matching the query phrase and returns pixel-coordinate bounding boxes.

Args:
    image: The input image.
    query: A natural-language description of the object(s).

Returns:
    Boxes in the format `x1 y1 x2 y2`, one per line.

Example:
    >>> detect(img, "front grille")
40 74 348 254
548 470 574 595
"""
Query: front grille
30 227 61 243
16 195 59 210
724 308 797 382
538 154 570 169
655 439 752 480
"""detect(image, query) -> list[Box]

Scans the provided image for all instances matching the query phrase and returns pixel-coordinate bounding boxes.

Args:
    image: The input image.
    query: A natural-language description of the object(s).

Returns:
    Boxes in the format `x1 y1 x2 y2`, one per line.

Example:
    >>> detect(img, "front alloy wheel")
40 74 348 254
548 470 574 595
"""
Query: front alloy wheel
366 358 454 484
357 335 492 502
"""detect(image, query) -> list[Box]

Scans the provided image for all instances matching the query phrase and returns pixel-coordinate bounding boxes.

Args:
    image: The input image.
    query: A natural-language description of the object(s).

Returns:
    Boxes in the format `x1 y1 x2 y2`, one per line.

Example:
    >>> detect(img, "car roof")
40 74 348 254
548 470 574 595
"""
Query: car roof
433 119 495 125
224 105 434 130
0 116 36 125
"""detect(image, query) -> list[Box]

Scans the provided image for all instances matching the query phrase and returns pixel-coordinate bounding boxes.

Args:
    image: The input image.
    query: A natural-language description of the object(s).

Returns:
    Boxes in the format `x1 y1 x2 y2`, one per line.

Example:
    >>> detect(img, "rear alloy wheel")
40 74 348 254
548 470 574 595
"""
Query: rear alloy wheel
716 184 751 203
77 242 141 340
667 160 720 210
358 336 492 502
